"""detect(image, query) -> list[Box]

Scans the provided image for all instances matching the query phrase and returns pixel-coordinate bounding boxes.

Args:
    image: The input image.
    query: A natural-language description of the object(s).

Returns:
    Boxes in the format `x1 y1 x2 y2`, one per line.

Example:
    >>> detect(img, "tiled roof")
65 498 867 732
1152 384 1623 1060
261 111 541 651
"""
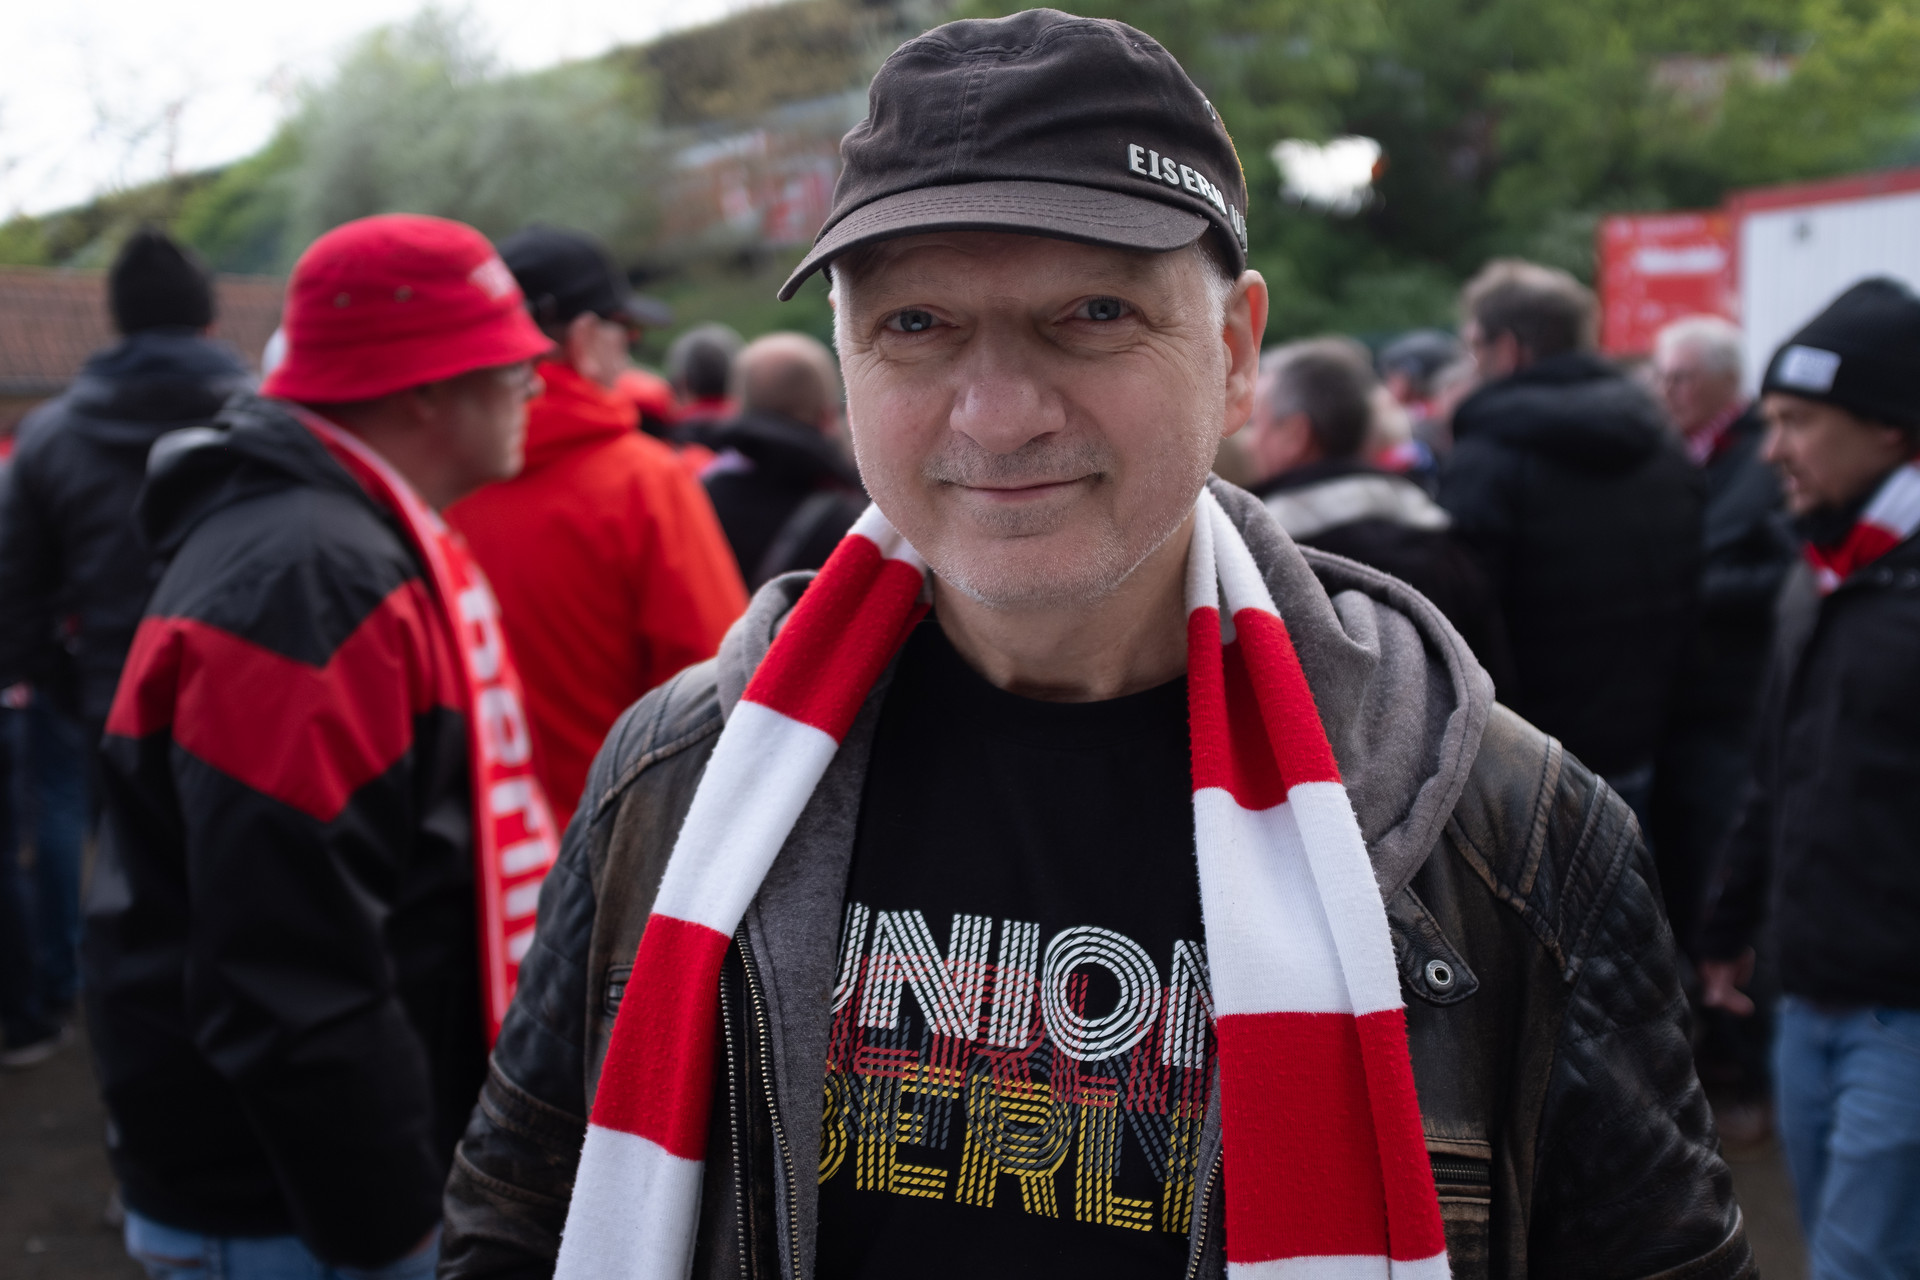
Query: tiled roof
0 267 284 397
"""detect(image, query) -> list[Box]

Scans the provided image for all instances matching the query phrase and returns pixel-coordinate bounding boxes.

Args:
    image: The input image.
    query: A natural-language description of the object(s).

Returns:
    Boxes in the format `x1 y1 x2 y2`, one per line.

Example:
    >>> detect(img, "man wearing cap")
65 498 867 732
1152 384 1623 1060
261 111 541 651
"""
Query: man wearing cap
1699 278 1920 1273
448 224 746 821
0 228 249 1068
444 13 1746 1279
87 213 560 1280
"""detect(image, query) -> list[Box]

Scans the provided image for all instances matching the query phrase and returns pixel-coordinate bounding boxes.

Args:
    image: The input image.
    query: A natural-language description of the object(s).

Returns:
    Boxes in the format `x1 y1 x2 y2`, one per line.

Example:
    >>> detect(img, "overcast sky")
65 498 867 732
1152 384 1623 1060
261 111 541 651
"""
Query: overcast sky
3 0 770 219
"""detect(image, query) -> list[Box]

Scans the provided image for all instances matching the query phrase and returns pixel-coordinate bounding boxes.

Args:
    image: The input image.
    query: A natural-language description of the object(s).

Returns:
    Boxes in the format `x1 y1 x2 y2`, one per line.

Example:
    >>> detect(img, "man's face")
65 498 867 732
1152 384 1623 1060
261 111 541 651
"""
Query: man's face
835 231 1261 608
436 361 539 496
1463 319 1520 382
569 314 634 390
1760 392 1910 516
1656 342 1740 437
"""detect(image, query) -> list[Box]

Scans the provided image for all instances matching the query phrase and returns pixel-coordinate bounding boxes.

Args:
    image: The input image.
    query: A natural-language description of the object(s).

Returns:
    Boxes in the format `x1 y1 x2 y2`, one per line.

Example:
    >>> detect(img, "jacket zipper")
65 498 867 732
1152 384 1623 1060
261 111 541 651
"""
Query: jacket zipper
740 940 803 1280
1184 1152 1224 1280
717 964 753 1277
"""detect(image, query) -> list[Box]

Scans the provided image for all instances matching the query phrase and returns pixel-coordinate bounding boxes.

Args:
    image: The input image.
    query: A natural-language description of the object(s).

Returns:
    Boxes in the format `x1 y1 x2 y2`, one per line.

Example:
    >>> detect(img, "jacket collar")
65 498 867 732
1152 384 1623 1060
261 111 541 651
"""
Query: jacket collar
520 361 636 472
1253 461 1451 541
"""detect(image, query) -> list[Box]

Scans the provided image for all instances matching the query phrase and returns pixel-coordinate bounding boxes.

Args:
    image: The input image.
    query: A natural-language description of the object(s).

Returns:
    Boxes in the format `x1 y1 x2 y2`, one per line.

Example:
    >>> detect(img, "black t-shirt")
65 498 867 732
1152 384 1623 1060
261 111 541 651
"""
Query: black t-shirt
816 621 1216 1279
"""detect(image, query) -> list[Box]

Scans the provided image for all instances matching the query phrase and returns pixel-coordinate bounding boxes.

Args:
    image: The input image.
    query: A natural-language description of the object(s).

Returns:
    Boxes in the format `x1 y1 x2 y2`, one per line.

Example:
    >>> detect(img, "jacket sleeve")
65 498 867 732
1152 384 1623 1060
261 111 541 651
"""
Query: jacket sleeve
439 712 631 1279
1695 781 1770 962
629 465 748 690
0 433 64 690
1528 790 1753 1277
124 549 461 1267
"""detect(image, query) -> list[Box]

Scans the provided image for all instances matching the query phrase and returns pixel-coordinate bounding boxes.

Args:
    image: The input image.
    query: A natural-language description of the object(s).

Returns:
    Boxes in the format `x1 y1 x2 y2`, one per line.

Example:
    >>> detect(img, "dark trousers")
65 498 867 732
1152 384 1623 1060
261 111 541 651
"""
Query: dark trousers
0 695 91 1046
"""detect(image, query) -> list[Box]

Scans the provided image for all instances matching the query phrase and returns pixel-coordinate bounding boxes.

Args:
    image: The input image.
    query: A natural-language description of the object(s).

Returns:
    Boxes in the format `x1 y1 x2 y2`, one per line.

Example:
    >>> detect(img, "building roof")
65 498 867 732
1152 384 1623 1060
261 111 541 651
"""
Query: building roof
0 266 283 399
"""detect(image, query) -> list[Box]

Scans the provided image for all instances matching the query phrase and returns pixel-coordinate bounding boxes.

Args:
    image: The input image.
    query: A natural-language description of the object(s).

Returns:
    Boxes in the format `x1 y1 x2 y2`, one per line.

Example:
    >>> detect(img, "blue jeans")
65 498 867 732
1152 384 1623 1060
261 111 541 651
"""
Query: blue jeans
1774 998 1920 1278
124 1209 439 1280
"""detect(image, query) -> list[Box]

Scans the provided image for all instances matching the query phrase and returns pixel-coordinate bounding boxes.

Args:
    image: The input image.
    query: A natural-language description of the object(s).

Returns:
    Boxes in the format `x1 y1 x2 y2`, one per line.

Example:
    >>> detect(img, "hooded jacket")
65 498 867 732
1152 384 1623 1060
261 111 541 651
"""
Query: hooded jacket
448 362 747 818
1253 459 1516 698
0 329 250 721
1442 353 1704 779
1700 525 1920 1008
85 393 487 1267
441 479 1750 1279
701 409 866 588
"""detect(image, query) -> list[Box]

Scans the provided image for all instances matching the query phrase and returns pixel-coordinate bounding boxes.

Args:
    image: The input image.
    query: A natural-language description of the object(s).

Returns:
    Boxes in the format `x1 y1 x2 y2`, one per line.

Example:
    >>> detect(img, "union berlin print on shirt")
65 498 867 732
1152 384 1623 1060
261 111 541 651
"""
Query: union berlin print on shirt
822 903 1216 1233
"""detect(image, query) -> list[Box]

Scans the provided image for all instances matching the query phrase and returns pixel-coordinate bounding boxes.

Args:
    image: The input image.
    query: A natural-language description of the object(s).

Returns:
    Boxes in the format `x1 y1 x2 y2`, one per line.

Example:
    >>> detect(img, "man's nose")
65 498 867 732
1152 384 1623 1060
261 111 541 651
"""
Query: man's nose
947 336 1066 454
1759 422 1786 465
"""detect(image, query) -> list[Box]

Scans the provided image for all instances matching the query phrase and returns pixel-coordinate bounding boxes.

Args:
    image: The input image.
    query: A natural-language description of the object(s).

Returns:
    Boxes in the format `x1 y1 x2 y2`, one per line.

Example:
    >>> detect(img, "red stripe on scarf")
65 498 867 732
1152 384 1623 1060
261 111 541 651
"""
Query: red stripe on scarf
1806 521 1901 593
1216 1010 1387 1260
1216 1009 1445 1263
1186 607 1340 810
744 535 927 742
1187 607 1286 809
588 915 731 1159
1232 607 1341 789
1356 1007 1450 1262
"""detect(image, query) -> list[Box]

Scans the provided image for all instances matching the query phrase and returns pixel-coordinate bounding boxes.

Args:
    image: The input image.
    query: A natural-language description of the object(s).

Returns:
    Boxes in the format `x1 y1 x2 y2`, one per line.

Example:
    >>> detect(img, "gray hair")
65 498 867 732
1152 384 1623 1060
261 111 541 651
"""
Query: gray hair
1654 314 1743 379
1257 336 1378 460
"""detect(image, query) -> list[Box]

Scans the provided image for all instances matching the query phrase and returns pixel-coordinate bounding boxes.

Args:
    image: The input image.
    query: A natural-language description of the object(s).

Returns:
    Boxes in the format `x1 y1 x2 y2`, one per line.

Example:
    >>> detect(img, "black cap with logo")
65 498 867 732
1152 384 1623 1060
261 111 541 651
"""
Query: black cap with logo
778 9 1249 301
498 224 673 330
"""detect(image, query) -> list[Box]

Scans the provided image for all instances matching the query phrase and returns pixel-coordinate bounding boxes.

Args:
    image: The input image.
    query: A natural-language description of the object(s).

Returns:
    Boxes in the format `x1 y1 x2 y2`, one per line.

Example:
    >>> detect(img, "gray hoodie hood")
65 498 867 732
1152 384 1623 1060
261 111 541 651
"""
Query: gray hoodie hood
714 476 1492 899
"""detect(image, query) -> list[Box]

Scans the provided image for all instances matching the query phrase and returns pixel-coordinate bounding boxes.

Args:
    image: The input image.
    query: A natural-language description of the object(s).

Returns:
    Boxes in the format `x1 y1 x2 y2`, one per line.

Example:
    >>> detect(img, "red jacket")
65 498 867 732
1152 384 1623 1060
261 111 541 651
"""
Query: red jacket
449 362 747 817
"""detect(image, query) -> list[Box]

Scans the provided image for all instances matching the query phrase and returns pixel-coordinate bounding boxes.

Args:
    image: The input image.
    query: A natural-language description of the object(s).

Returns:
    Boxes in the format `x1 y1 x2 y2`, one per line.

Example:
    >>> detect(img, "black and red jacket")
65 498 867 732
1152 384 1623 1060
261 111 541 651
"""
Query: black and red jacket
84 393 487 1266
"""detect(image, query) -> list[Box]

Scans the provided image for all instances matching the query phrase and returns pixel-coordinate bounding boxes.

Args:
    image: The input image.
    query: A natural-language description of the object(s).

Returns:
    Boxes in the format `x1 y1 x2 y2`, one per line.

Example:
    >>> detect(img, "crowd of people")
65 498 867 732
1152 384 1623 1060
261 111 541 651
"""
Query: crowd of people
0 11 1915 1280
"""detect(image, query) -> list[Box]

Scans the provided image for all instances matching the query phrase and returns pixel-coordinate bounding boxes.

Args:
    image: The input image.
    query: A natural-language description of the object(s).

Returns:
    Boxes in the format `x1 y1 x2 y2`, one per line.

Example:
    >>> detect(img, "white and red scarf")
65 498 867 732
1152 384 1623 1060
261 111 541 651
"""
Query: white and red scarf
1806 459 1920 595
302 412 559 1043
556 490 1447 1278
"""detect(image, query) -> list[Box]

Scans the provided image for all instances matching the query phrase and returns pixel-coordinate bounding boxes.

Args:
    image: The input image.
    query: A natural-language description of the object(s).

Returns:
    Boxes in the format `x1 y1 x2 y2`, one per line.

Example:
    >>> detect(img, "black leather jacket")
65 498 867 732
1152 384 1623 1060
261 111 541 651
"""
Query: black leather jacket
442 486 1750 1280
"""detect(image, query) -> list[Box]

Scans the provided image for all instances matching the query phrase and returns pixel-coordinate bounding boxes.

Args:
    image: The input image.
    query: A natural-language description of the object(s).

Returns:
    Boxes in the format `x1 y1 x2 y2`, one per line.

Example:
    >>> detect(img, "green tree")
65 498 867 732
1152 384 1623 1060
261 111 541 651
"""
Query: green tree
281 9 666 264
964 0 1920 338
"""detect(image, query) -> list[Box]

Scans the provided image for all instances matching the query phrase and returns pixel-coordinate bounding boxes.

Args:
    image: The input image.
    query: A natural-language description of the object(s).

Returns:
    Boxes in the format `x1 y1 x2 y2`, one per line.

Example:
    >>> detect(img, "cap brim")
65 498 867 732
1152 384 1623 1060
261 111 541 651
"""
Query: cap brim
777 180 1210 301
613 292 674 328
263 310 554 404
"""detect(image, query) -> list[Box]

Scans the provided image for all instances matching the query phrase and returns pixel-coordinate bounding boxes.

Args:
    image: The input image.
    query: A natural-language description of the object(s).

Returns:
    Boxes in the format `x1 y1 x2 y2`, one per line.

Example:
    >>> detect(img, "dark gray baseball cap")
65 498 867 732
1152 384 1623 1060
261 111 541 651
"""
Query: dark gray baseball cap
778 9 1250 301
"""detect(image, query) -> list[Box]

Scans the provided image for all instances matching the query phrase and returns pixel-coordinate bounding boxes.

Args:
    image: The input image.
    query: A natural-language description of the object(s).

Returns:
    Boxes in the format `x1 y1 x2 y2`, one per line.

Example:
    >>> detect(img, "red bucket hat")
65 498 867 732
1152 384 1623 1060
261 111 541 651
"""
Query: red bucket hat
262 214 553 403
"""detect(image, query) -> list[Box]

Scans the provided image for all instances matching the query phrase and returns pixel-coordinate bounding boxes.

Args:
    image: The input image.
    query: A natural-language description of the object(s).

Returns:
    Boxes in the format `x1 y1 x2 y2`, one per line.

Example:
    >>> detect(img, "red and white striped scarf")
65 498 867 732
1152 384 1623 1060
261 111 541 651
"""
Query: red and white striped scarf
556 490 1448 1279
1806 460 1920 594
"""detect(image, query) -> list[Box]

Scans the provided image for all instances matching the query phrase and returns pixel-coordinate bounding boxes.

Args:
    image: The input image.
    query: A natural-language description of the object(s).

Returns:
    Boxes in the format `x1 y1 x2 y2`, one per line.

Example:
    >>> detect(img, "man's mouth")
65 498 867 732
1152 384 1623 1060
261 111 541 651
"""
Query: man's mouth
956 476 1088 497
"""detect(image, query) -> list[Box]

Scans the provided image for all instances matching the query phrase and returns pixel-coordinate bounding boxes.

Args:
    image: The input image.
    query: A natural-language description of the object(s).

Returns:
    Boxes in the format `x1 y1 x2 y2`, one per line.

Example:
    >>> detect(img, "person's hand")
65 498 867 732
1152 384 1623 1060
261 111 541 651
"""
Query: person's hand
1699 951 1756 1016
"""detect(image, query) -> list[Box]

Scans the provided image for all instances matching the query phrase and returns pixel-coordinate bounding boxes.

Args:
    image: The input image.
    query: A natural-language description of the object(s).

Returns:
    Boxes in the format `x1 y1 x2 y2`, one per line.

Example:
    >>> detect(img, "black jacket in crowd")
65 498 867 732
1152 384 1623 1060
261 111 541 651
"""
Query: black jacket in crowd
701 409 866 588
1650 408 1797 946
1441 353 1704 779
0 329 249 723
84 394 487 1266
1253 459 1518 697
1700 522 1920 1009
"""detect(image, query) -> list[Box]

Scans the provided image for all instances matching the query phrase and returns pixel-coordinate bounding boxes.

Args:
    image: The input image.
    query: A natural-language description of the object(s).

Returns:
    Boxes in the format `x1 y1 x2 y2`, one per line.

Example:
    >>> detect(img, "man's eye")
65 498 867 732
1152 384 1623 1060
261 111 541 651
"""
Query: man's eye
1077 297 1131 322
887 309 937 333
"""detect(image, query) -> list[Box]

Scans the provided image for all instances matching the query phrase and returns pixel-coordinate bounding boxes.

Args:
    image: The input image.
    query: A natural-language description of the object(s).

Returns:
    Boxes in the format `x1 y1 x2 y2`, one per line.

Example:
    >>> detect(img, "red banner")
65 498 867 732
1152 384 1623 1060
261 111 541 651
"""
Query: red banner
1597 211 1735 355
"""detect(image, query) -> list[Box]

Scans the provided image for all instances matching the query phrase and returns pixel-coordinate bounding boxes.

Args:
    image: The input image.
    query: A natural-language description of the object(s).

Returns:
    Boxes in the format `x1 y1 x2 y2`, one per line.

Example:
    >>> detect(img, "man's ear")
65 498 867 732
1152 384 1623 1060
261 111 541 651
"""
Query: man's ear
562 312 600 369
1221 270 1269 440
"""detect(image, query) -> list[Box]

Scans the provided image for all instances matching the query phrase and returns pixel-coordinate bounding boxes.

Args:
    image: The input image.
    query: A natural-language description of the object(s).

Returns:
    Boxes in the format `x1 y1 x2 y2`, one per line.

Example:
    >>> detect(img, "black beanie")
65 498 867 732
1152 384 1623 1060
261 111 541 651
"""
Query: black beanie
1761 277 1920 430
108 227 214 334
